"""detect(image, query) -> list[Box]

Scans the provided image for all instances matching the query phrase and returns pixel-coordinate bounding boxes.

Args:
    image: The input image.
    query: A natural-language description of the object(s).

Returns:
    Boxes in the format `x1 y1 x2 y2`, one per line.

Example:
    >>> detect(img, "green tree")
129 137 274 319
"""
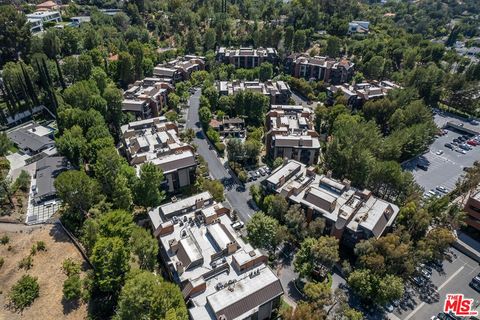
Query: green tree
9 275 39 311
91 237 130 294
42 29 61 59
272 157 284 169
56 125 87 166
0 132 12 156
55 170 103 232
246 212 285 253
114 270 188 320
325 36 341 57
202 179 224 202
94 146 130 197
130 226 159 271
204 28 216 51
266 194 288 220
97 210 134 244
199 106 212 127
78 53 94 80
14 170 30 192
293 30 307 52
294 236 340 278
134 163 165 208
0 6 30 67
259 62 273 82
63 274 82 301
112 175 133 210
90 67 109 94
117 51 135 87
103 85 124 135
284 26 294 52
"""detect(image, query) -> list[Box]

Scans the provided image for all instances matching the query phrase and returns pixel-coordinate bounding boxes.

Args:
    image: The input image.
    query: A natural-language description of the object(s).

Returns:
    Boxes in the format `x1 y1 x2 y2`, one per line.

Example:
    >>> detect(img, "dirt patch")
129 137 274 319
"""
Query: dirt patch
0 223 88 320
0 189 29 223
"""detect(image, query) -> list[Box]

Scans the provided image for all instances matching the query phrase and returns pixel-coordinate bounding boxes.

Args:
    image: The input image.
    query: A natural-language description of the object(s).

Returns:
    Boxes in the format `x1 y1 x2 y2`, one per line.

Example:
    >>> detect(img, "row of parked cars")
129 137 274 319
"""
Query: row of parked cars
423 185 449 199
444 134 480 154
247 166 271 182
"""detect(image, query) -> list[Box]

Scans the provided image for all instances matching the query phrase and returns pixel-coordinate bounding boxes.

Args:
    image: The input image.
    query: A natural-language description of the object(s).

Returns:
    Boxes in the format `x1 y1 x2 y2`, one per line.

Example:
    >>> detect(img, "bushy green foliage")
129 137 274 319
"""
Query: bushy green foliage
9 275 40 311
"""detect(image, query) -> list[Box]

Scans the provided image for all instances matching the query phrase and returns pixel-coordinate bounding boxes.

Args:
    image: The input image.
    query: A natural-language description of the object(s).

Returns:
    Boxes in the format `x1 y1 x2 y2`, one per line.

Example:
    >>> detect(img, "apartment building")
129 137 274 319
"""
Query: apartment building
265 105 320 165
216 47 278 68
218 80 292 104
153 55 205 83
285 54 355 85
26 10 62 33
264 160 400 246
209 116 246 140
464 190 480 231
328 80 401 107
121 117 196 192
148 192 283 320
122 77 174 119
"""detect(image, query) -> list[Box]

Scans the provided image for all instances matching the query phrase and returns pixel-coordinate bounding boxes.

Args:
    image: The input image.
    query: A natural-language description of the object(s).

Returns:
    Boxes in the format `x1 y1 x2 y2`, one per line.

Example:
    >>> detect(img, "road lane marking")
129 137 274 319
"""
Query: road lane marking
438 266 464 290
405 266 465 320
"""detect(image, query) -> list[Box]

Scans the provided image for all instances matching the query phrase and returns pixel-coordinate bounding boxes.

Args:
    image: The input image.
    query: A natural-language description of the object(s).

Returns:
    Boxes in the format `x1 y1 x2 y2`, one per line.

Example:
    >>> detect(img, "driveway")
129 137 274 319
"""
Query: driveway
186 89 256 223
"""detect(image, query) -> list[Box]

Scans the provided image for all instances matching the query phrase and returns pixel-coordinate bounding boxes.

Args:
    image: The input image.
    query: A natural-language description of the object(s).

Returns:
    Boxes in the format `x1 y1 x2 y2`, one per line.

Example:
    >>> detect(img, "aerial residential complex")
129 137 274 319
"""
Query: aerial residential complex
285 54 355 84
120 117 197 192
153 55 206 83
265 105 321 165
265 160 400 247
148 192 284 320
328 80 401 107
217 80 292 104
209 116 246 140
216 47 278 68
122 77 174 119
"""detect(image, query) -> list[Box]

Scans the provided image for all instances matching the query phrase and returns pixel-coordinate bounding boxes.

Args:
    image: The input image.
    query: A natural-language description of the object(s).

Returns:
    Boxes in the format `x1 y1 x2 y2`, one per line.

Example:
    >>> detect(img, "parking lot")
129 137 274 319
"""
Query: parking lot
403 127 480 194
392 247 479 320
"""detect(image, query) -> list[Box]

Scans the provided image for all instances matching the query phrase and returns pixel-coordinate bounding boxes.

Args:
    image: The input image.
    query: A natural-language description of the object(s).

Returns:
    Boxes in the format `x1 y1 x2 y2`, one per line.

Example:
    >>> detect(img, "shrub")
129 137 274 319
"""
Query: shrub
63 275 82 301
62 258 81 277
238 170 248 183
1 235 9 245
18 255 33 270
30 245 37 256
36 241 46 252
214 142 225 154
9 275 40 310
15 170 31 192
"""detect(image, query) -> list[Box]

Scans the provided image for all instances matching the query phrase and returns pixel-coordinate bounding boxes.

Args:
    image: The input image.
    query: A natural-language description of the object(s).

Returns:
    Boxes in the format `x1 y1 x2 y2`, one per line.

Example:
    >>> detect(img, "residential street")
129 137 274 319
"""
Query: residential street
186 89 256 223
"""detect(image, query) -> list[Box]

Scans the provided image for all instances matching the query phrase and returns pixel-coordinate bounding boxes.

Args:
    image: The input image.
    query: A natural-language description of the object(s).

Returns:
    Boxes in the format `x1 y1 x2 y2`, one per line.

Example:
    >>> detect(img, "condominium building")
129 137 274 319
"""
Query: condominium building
122 77 174 119
209 116 246 140
216 47 278 68
464 190 480 231
26 10 62 33
265 105 320 165
148 192 283 320
328 80 401 107
264 160 400 246
285 54 355 85
217 80 291 104
121 117 196 192
153 55 205 83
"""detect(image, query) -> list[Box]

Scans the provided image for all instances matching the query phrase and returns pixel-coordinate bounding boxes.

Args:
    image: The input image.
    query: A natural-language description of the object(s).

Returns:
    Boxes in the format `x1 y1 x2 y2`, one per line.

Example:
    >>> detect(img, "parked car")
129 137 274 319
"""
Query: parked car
456 148 467 154
459 144 471 151
436 150 444 155
231 221 244 230
467 139 478 146
444 143 453 149
258 168 266 176
436 186 448 193
412 276 426 286
453 138 460 143
417 163 428 171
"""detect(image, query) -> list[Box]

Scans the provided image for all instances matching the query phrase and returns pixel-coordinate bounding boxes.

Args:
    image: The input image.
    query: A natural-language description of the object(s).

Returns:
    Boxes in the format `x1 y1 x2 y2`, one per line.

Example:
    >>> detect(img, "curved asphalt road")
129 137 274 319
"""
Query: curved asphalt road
186 89 255 223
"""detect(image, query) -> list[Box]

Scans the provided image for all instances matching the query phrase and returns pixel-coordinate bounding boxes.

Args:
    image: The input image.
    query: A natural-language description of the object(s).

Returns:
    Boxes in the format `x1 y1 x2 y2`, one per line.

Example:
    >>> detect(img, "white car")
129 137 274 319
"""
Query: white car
436 150 444 155
231 221 244 230
436 186 448 193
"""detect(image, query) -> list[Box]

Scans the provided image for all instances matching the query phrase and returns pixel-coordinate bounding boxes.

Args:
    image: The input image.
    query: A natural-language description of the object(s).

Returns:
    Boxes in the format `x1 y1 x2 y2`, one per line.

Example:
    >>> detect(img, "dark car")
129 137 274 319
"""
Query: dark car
417 163 428 171
453 138 460 143
444 143 453 149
